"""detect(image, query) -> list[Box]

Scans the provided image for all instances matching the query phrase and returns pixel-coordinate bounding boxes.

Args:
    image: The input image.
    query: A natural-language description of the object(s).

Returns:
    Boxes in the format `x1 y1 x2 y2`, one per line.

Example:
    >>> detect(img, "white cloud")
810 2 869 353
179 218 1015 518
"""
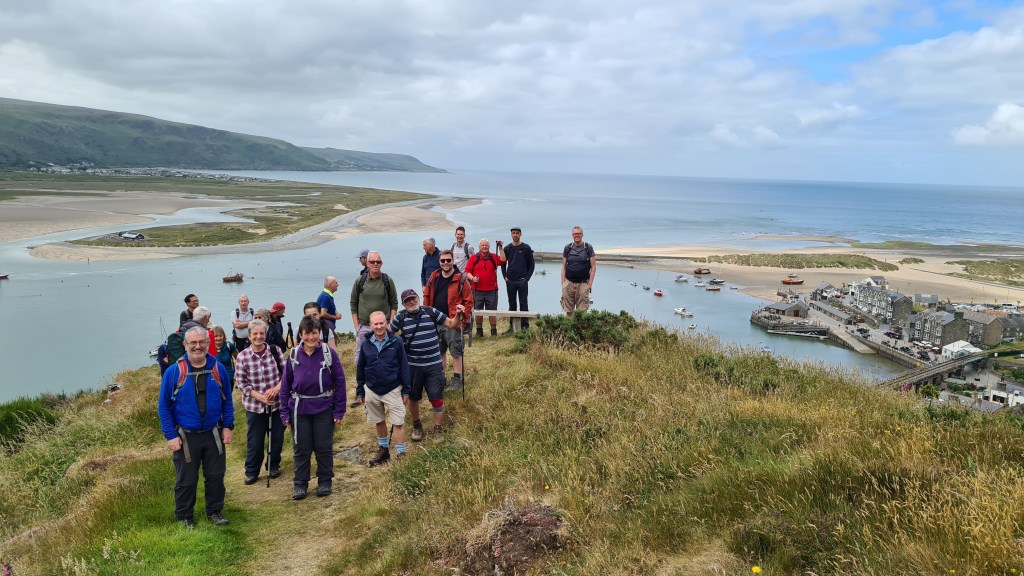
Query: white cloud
797 104 863 130
952 103 1024 146
709 123 784 150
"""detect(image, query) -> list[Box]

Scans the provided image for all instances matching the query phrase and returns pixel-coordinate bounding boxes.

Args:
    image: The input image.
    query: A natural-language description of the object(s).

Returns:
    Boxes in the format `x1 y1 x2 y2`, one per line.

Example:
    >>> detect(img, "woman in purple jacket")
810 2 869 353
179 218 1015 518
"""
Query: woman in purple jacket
280 316 346 500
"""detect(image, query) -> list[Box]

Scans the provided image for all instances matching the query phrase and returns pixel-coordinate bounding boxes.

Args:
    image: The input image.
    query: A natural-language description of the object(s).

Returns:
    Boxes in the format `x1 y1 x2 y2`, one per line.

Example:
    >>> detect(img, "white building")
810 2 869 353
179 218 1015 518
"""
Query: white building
941 340 982 360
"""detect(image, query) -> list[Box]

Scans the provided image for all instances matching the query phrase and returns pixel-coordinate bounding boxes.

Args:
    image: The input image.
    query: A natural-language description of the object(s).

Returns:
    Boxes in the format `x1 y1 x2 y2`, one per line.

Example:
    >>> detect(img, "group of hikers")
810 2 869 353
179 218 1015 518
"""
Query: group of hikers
156 225 598 528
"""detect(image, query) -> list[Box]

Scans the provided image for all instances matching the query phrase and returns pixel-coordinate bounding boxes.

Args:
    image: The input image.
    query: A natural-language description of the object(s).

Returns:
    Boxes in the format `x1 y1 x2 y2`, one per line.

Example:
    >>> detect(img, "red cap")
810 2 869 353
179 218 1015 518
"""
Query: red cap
270 302 286 313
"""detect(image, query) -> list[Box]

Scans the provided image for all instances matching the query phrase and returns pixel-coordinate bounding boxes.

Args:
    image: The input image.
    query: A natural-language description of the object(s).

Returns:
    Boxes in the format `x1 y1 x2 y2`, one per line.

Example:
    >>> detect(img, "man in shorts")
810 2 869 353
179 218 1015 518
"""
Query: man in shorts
356 311 410 466
390 289 465 441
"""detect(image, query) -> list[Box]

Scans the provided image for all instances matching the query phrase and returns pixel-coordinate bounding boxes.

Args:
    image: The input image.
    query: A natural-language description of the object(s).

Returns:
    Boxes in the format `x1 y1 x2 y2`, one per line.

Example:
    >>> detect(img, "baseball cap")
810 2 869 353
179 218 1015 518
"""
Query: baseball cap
358 249 369 259
270 302 286 314
401 289 418 302
511 226 522 232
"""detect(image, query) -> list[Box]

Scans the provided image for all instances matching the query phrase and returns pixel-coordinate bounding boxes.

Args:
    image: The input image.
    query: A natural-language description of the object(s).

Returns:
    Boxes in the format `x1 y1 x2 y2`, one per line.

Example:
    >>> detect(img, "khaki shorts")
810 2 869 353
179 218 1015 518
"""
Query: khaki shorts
437 324 464 357
561 280 591 314
364 387 406 426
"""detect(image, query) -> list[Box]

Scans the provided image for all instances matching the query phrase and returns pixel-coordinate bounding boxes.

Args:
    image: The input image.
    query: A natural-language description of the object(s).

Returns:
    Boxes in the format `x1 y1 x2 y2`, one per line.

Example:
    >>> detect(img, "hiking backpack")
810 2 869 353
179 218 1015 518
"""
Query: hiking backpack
356 272 395 306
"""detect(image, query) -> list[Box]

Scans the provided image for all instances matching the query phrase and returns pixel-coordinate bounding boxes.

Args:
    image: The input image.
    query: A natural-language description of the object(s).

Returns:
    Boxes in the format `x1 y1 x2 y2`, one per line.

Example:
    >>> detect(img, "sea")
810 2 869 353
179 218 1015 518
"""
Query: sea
2 169 1023 404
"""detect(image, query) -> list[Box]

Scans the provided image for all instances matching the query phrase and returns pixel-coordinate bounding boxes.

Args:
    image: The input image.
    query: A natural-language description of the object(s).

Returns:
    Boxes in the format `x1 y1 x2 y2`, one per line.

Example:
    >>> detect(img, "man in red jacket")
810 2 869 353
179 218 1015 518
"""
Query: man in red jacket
424 250 474 391
464 239 506 337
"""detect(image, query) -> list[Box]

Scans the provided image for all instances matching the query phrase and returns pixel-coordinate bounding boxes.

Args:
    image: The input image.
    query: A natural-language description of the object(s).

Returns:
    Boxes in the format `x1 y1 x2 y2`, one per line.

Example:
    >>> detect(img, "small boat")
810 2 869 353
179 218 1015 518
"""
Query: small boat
0 274 9 280
694 281 707 287
653 289 663 297
536 270 547 275
149 347 160 357
760 345 773 354
674 307 693 316
642 285 651 291
674 275 688 283
693 268 711 275
781 277 804 285
709 278 726 285
223 273 245 283
729 285 738 289
629 281 637 287
705 285 721 291
688 323 698 329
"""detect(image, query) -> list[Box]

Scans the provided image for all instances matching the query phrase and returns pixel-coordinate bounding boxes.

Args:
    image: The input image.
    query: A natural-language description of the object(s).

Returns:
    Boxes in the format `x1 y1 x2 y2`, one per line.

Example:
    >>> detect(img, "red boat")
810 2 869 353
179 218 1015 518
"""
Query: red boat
693 268 711 275
653 289 664 297
782 274 804 285
223 273 244 283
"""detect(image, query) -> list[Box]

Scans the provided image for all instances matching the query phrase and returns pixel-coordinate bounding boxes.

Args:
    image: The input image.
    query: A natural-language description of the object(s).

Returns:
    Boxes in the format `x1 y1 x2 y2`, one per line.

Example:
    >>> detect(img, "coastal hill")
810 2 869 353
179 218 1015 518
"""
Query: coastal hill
0 97 443 172
1 312 1022 575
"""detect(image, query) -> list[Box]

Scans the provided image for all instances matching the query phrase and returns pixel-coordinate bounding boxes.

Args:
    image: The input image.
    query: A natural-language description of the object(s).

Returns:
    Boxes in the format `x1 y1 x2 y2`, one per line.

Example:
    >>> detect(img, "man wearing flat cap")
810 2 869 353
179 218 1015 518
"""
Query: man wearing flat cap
501 226 535 332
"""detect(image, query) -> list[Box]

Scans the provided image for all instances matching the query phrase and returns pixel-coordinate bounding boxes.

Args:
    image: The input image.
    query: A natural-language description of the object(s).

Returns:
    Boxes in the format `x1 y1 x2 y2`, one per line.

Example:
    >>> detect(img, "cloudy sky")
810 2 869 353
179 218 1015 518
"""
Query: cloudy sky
2 0 1023 185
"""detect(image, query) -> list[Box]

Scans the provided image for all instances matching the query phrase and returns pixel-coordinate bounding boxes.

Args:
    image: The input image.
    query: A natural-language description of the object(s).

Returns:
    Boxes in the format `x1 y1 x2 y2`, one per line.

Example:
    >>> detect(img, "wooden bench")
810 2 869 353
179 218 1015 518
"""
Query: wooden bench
467 310 540 344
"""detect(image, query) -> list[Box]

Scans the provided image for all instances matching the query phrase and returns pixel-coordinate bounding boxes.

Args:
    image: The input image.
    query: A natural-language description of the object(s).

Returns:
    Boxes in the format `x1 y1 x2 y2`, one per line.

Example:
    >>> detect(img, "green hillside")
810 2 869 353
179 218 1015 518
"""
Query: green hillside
3 313 1024 575
0 97 441 172
303 146 445 172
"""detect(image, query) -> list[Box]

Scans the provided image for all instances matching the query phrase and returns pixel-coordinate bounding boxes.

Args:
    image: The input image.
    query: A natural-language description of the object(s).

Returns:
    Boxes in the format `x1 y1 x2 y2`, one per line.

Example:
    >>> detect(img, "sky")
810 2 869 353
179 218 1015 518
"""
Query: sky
1 0 1023 186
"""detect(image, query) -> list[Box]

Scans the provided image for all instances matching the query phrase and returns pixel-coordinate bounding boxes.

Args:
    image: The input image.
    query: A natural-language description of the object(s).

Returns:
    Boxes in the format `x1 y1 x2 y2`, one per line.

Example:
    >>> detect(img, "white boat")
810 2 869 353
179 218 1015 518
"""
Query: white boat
705 285 722 291
709 278 726 285
629 281 637 287
674 275 688 283
688 323 698 329
694 281 707 287
674 307 693 317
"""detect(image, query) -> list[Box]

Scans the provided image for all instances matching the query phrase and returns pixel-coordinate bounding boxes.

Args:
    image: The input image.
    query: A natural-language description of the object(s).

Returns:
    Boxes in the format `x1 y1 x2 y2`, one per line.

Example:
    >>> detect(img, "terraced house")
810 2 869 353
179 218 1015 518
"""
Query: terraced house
851 281 913 325
961 311 1024 347
913 308 970 347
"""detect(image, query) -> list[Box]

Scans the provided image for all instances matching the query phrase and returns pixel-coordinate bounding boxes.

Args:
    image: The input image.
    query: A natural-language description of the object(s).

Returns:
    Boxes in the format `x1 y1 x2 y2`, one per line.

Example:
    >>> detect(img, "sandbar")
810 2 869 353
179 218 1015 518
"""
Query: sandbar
599 245 1024 305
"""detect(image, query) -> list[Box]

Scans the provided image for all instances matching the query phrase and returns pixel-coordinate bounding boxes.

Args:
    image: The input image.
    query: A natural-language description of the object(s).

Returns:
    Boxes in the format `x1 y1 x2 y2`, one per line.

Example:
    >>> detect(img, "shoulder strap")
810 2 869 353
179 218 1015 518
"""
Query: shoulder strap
357 273 394 304
172 358 225 402
425 306 441 323
321 343 333 374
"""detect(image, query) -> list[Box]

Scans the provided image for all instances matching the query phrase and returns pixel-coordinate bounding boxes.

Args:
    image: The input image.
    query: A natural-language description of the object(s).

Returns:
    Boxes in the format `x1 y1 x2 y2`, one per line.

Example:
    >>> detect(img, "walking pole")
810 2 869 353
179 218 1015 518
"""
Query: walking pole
265 408 272 488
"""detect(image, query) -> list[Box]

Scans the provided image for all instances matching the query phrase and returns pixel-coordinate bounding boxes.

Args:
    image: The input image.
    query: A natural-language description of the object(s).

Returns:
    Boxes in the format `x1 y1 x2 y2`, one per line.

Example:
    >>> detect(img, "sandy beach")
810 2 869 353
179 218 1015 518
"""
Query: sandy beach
4 189 1021 306
600 245 1024 305
6 191 479 262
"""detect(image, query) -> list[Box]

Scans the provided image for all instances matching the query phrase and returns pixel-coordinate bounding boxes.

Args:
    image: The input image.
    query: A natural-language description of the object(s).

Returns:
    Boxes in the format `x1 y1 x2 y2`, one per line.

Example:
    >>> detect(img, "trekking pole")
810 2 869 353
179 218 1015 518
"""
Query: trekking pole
265 407 272 488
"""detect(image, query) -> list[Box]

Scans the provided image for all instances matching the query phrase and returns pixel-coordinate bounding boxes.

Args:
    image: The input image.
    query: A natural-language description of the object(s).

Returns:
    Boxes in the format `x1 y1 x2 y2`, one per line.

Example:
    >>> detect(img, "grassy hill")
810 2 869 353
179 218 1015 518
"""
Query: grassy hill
0 97 441 172
2 312 1024 575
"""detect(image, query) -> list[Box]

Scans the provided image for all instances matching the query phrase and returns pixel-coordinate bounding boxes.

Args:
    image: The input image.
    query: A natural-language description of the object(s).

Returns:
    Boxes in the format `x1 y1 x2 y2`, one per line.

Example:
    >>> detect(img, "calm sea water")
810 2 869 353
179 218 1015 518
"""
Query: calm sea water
4 170 1021 403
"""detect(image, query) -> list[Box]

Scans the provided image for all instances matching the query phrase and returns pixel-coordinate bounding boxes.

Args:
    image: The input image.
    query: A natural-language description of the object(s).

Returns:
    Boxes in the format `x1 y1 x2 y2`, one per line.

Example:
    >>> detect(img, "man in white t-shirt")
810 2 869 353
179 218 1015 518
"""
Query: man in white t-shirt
231 294 255 351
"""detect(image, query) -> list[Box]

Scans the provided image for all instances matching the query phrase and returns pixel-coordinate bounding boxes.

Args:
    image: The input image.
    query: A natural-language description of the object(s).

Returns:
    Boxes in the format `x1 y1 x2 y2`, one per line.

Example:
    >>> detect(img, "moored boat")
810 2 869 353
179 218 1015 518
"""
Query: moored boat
653 289 664 297
693 268 711 275
674 307 693 316
0 274 9 280
694 281 707 287
705 285 721 291
642 285 651 291
688 323 698 329
781 276 804 285
709 278 726 285
223 273 245 283
674 274 688 282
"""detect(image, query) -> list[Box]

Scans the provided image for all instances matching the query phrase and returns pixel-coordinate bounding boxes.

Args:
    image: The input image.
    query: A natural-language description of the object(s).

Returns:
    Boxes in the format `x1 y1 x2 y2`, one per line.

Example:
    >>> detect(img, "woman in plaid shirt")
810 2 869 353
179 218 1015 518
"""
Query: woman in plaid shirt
234 319 285 485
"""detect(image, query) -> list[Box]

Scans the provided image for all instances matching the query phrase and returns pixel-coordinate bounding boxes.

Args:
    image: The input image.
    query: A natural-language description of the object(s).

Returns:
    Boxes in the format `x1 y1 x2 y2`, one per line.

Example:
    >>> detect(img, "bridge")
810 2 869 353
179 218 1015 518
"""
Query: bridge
882 347 1024 390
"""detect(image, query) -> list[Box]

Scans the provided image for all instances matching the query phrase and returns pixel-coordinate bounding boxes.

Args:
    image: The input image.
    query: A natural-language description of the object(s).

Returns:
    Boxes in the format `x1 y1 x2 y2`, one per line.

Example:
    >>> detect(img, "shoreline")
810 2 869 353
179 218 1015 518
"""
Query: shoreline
22 196 479 262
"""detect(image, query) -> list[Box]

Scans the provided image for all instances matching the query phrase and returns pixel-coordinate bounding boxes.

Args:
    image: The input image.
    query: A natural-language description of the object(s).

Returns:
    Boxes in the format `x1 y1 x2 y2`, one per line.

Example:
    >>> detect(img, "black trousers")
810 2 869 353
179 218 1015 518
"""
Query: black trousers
506 278 530 328
245 410 285 477
172 429 226 520
291 410 335 487
234 336 250 352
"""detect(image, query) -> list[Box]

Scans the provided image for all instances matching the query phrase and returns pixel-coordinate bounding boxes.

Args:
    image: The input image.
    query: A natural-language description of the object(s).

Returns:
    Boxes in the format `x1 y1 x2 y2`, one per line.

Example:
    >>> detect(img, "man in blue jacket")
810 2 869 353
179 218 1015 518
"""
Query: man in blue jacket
356 311 411 467
158 326 235 528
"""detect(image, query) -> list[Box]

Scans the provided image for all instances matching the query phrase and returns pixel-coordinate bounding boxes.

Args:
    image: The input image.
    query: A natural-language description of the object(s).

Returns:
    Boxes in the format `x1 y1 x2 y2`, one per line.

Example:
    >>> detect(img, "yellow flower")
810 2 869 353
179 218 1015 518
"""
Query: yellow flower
544 484 550 490
752 567 762 574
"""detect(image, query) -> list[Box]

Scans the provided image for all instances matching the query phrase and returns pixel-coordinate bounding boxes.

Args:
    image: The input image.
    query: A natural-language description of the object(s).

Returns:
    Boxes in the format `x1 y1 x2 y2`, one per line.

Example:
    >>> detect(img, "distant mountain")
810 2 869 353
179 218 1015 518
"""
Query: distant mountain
0 97 443 172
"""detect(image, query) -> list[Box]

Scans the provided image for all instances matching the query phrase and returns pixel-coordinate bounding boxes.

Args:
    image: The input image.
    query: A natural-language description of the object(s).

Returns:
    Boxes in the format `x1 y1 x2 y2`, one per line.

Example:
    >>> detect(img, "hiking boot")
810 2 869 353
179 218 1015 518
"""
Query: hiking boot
292 486 308 501
446 373 464 392
180 517 196 529
433 425 444 437
269 468 281 479
476 326 484 338
316 483 332 497
207 512 229 526
349 400 361 408
368 446 391 467
410 423 425 442
490 326 498 336
244 475 259 485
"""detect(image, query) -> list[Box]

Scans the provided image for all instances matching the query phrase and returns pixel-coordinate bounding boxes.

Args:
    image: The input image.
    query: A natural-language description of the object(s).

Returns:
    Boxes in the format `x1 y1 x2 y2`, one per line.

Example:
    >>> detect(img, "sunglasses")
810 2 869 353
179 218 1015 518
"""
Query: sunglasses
439 258 453 263
367 260 383 264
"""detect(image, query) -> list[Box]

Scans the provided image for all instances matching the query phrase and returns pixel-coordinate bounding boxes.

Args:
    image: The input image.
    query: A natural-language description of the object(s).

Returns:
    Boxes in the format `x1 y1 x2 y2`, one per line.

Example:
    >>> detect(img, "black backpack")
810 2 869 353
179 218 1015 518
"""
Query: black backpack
356 272 394 305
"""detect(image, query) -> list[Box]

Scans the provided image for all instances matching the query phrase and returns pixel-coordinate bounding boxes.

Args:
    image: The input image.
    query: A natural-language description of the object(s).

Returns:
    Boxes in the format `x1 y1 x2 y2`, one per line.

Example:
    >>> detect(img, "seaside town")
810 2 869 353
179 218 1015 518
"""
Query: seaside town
748 271 1024 411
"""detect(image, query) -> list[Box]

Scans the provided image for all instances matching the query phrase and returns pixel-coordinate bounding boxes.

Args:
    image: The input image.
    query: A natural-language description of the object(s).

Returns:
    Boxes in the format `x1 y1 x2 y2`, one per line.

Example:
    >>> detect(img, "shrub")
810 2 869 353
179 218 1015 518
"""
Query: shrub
0 397 57 446
516 310 638 350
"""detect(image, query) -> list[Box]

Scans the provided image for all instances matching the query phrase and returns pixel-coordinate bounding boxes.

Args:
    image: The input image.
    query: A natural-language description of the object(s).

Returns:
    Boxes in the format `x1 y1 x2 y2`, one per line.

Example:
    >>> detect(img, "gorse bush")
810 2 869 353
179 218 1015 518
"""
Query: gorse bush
516 309 639 350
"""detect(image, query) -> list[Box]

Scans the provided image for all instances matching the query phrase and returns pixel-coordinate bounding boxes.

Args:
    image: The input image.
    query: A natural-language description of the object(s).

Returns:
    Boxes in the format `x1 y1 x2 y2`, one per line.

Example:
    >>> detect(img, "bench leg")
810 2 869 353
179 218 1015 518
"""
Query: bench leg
511 317 522 333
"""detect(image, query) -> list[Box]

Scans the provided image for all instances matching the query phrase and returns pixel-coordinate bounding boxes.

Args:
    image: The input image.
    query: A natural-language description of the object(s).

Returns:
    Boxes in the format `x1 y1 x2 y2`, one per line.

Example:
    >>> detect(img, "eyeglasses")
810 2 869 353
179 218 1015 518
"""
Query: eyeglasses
368 260 382 265
439 258 452 263
185 340 208 347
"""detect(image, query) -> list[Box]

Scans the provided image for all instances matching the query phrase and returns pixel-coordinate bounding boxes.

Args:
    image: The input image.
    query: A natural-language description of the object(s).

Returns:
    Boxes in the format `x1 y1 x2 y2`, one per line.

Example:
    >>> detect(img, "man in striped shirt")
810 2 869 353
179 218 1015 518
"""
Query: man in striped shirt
234 319 285 485
389 288 465 441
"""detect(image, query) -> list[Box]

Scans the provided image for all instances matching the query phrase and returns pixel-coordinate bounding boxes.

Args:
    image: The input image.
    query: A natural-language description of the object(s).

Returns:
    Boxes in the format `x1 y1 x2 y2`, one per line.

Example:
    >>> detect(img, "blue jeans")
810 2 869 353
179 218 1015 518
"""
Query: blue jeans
245 409 284 477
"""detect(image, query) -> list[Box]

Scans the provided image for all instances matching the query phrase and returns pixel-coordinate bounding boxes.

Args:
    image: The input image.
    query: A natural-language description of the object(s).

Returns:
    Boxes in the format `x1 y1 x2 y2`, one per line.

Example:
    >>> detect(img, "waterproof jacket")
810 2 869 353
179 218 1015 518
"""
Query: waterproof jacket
424 270 474 329
356 333 411 398
280 344 347 424
158 354 234 440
